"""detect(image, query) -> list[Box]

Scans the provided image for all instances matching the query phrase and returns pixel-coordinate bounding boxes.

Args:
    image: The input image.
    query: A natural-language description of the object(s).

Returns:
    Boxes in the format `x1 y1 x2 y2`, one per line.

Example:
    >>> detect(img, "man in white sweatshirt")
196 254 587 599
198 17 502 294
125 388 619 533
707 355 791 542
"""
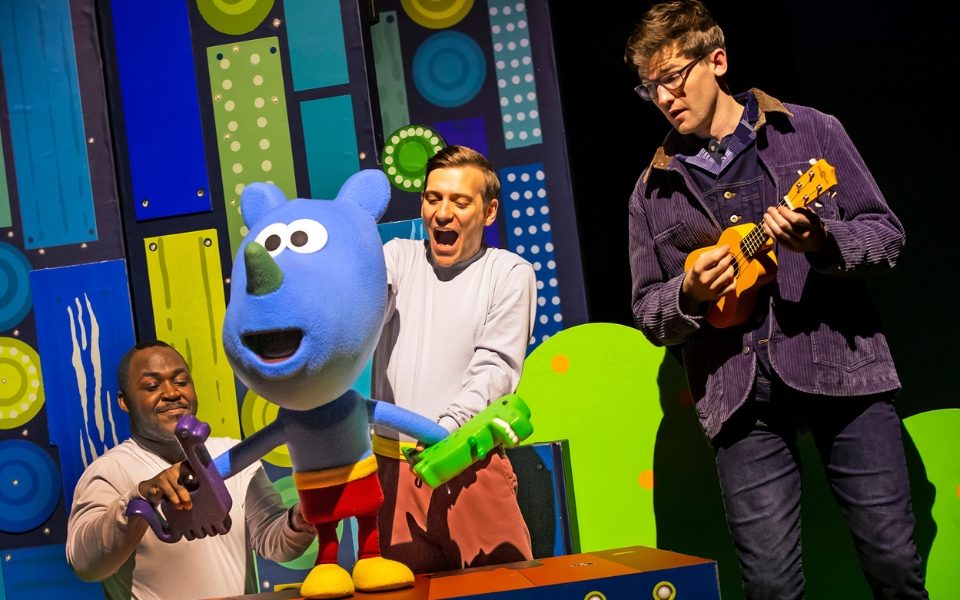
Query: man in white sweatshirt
66 340 315 600
372 145 537 573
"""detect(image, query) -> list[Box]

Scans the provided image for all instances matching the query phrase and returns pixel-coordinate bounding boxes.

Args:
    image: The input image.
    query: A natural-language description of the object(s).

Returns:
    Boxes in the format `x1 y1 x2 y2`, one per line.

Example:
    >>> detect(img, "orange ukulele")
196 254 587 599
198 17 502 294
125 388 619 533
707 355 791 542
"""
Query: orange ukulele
684 158 838 329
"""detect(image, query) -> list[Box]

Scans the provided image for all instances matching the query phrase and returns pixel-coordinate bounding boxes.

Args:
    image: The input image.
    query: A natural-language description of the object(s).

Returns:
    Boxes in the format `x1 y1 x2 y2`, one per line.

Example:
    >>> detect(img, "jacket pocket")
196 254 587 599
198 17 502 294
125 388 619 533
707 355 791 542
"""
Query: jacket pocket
811 330 876 371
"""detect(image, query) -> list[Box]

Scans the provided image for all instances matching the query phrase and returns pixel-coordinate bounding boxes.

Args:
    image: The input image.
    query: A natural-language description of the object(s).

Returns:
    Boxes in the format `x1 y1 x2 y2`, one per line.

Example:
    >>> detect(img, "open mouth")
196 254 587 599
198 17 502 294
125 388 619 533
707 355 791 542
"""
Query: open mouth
242 328 304 363
434 229 459 247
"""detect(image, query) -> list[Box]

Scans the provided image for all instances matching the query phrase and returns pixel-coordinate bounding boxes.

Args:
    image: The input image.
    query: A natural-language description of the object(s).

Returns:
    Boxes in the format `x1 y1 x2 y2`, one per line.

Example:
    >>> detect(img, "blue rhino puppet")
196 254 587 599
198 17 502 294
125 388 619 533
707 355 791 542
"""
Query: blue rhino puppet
213 170 448 599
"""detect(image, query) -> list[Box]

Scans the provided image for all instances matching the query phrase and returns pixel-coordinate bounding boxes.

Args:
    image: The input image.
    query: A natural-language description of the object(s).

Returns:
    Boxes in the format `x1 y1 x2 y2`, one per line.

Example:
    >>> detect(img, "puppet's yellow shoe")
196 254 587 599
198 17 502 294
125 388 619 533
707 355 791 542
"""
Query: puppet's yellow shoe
300 563 354 599
352 556 415 592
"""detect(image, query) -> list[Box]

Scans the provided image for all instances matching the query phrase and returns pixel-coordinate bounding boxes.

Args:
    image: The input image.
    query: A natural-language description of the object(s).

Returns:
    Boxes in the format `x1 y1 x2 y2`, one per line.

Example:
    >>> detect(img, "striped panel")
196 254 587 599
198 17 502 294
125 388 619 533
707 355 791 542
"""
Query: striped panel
207 37 297 257
487 0 542 149
29 260 135 509
0 0 96 248
301 96 360 199
500 164 562 347
143 230 239 438
370 11 411 138
285 0 349 91
110 1 211 221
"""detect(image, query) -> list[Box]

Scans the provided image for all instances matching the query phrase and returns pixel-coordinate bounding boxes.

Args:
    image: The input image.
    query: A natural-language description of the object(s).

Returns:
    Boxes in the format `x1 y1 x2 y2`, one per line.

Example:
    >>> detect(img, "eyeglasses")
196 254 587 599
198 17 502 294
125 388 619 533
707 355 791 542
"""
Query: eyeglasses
634 53 707 101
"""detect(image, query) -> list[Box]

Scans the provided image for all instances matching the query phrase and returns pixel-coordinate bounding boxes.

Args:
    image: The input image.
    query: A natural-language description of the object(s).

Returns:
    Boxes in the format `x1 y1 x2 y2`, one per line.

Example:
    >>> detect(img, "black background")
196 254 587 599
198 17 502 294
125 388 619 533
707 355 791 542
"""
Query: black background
549 1 954 416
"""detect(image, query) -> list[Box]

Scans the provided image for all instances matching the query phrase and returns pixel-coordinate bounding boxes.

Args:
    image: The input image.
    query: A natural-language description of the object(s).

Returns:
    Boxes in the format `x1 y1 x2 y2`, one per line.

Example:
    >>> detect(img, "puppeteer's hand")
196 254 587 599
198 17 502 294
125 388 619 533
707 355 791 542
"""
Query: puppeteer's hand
490 417 521 448
288 502 316 534
762 205 828 253
138 463 193 510
682 244 736 314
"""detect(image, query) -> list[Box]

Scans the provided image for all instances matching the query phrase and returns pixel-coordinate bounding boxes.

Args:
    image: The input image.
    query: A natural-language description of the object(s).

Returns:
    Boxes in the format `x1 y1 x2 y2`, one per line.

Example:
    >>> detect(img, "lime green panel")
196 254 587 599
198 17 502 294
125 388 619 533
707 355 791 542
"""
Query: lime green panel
196 0 275 36
400 0 473 29
903 409 960 598
208 37 297 258
517 323 663 551
370 11 410 139
0 126 10 228
144 230 239 438
0 338 44 430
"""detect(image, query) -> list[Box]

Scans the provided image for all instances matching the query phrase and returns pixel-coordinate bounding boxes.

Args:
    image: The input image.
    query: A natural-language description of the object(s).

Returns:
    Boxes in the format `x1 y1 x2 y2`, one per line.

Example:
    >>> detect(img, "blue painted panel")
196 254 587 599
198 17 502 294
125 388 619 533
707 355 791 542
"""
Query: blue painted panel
532 444 569 557
500 163 562 348
413 32 486 108
377 218 425 244
0 0 97 249
0 544 103 600
0 440 59 533
30 260 135 509
285 0 349 91
110 2 211 220
301 96 359 199
0 242 31 332
434 116 489 157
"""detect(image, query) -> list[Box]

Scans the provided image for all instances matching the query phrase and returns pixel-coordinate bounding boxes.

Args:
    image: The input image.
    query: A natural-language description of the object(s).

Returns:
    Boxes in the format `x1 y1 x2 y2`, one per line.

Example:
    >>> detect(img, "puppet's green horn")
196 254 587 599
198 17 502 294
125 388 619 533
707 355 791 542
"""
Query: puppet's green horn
245 242 283 296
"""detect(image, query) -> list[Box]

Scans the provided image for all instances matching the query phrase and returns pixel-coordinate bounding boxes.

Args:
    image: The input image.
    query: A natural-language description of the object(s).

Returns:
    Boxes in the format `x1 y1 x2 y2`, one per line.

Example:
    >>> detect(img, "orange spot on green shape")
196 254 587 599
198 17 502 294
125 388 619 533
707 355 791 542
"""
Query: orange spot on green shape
639 469 654 490
551 354 570 374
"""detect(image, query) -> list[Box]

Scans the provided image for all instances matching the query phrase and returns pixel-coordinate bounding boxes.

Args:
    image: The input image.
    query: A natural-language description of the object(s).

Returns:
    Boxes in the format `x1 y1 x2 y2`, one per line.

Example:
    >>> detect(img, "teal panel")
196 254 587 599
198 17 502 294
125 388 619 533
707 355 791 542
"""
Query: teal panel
285 0 348 91
488 0 542 149
301 95 359 198
0 0 97 248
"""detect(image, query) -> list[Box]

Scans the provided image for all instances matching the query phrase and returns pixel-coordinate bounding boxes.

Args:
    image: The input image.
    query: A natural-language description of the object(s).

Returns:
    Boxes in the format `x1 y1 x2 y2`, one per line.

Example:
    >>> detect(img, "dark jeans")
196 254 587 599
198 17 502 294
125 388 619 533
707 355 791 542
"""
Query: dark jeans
713 370 927 600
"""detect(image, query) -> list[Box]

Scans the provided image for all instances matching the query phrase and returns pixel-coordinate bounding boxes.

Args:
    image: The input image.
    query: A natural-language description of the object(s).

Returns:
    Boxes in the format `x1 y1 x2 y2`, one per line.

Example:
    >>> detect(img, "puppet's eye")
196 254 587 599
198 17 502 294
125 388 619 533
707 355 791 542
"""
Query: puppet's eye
286 219 328 254
254 222 288 257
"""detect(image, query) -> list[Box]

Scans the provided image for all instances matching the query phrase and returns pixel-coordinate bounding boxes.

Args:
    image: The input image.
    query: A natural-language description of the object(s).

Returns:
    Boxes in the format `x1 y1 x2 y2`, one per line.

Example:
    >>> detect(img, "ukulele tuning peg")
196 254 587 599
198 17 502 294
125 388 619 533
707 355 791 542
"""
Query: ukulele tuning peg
797 169 803 176
808 158 817 165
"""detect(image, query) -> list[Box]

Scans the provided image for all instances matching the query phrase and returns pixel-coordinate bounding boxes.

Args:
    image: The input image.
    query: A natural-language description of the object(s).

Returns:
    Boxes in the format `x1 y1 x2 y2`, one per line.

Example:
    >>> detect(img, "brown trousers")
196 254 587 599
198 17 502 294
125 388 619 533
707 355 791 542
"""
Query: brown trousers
376 451 534 574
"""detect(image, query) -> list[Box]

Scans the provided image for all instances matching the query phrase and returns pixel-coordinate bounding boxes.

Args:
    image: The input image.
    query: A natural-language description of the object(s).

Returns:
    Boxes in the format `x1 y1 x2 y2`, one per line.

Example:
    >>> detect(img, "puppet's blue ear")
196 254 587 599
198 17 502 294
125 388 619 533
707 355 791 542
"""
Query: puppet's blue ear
335 170 391 222
240 182 288 227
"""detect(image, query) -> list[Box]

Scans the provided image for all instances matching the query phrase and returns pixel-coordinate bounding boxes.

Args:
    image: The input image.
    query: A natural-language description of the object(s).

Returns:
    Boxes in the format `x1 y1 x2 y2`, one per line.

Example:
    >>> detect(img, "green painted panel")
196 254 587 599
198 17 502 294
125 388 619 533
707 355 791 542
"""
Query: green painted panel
0 126 9 228
904 409 960 598
144 229 239 438
370 11 410 140
518 323 663 551
207 38 297 258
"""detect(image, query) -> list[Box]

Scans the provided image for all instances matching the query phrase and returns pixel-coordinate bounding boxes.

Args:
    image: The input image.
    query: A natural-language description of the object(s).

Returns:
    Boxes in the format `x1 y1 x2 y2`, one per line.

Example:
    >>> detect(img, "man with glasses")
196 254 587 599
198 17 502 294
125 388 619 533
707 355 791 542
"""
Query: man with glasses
624 1 927 599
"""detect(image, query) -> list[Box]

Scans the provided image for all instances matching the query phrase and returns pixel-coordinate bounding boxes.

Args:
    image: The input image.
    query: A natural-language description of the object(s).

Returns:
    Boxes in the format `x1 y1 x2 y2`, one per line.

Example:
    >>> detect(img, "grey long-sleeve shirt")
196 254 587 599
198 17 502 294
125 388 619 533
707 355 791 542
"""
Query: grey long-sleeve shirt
372 239 536 440
66 437 314 600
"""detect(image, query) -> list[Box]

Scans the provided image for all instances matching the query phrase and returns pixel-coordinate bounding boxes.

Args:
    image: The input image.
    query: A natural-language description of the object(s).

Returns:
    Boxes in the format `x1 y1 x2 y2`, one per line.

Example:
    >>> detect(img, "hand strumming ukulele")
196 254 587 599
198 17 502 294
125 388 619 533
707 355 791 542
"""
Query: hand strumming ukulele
684 158 838 329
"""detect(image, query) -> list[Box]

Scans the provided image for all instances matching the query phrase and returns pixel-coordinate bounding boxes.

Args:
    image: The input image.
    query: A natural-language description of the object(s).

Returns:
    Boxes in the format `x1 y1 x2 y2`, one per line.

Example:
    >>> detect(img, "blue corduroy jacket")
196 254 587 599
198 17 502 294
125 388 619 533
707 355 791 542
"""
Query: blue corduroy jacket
628 89 904 441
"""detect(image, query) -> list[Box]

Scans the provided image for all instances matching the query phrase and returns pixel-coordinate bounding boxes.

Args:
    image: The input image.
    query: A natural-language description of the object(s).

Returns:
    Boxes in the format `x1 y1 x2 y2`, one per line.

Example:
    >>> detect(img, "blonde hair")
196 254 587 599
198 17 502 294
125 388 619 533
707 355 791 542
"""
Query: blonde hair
425 145 500 204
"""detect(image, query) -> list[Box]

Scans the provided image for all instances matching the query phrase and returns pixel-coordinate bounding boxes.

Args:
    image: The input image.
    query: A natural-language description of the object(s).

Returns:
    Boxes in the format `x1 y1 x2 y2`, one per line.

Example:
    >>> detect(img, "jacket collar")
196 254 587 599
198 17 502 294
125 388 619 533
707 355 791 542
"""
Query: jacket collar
643 88 793 182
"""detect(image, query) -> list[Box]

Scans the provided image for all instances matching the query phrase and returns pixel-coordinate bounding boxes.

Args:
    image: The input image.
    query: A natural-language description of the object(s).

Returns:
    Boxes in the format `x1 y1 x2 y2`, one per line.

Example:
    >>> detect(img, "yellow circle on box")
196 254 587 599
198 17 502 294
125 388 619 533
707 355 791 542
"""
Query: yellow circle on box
401 0 474 29
0 338 44 430
240 389 291 467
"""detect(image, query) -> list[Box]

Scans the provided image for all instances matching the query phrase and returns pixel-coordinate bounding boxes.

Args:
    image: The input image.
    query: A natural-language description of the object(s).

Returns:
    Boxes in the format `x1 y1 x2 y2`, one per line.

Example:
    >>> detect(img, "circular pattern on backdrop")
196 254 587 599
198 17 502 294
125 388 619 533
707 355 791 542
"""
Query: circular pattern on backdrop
412 31 486 108
240 390 291 467
196 0 275 35
0 440 60 532
401 0 474 29
0 242 32 331
382 125 445 191
0 338 45 430
272 475 319 570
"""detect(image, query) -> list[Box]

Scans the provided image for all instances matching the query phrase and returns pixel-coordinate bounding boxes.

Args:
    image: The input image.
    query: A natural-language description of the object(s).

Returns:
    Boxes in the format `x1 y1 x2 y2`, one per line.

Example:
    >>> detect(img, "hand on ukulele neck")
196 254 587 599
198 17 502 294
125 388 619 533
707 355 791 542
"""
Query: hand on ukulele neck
761 204 828 254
